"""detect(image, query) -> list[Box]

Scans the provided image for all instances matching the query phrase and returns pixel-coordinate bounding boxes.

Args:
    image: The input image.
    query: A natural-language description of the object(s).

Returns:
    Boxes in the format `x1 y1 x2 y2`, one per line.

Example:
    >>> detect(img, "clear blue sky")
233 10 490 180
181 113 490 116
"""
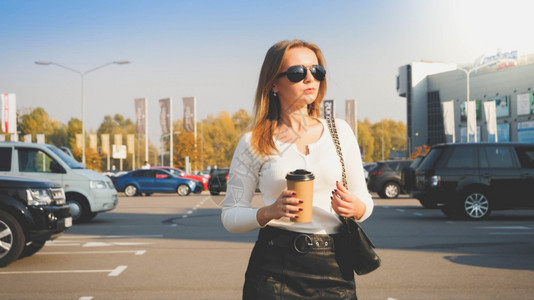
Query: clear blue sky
2 0 533 144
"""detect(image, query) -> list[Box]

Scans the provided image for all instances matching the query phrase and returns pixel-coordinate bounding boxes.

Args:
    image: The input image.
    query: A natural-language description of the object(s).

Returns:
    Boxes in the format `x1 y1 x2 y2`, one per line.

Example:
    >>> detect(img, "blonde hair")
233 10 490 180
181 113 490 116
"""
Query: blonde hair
250 40 327 156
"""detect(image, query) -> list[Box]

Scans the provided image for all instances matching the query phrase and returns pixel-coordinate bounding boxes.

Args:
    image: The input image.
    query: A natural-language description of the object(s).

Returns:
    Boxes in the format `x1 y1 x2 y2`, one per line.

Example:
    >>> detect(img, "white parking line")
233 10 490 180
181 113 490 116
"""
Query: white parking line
59 234 163 239
0 265 128 277
96 234 164 239
477 226 530 230
83 241 151 247
37 250 146 255
108 265 127 276
79 297 93 300
45 242 81 246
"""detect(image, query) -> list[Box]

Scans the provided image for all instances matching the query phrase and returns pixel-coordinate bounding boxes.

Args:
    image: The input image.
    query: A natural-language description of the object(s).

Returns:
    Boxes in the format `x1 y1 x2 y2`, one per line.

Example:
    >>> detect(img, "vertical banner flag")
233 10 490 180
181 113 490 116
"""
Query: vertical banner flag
345 99 356 135
101 134 110 154
467 100 477 142
76 134 83 149
1 94 17 133
114 134 122 147
442 100 455 143
36 134 45 144
183 97 196 134
127 134 135 154
89 134 97 150
484 101 498 142
159 98 171 134
323 99 334 119
135 98 147 134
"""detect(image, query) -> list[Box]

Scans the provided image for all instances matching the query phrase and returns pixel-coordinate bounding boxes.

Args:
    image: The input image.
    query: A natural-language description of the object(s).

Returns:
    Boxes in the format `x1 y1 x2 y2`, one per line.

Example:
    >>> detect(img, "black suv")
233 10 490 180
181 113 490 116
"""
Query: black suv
208 168 229 195
367 160 412 198
413 143 534 220
0 176 71 267
400 156 426 199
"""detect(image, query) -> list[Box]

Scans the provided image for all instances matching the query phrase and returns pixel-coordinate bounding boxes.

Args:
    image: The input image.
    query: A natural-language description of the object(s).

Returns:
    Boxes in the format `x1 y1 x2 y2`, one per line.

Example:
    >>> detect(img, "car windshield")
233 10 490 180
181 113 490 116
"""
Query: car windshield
410 156 425 168
46 145 84 169
417 148 443 171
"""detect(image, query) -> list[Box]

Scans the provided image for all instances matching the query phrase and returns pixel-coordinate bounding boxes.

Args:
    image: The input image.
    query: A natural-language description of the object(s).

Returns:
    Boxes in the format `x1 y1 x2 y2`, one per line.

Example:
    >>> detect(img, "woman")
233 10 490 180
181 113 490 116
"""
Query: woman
221 39 373 299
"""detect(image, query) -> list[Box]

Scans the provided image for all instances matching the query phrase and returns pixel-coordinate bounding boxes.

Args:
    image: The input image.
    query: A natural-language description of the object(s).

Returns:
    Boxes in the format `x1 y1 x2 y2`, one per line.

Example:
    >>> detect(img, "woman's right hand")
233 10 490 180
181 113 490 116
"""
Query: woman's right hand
256 190 302 227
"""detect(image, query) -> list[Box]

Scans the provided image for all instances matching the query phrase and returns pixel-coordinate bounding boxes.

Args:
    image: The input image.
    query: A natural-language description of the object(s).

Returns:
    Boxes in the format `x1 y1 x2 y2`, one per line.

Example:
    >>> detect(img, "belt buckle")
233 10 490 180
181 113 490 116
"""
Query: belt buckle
293 234 313 254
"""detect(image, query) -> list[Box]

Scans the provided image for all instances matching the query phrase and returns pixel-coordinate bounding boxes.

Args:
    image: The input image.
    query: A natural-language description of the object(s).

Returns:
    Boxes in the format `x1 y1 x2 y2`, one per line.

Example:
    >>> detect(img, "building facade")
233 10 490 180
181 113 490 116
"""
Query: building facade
397 52 534 154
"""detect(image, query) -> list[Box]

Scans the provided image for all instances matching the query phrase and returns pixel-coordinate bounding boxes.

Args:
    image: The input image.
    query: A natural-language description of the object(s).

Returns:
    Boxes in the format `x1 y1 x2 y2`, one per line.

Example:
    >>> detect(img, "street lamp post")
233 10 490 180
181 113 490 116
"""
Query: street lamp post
457 66 474 143
35 60 130 165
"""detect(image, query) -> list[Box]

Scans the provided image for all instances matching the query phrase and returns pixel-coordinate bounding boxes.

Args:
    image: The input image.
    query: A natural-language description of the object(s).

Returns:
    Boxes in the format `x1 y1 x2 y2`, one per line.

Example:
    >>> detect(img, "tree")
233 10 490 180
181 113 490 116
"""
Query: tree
96 114 138 171
410 145 431 159
19 107 67 145
232 108 252 132
370 119 407 161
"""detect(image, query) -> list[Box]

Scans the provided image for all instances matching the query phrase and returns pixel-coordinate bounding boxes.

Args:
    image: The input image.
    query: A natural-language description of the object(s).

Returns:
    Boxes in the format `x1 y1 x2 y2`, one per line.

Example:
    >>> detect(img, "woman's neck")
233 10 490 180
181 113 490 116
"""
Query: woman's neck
279 108 313 131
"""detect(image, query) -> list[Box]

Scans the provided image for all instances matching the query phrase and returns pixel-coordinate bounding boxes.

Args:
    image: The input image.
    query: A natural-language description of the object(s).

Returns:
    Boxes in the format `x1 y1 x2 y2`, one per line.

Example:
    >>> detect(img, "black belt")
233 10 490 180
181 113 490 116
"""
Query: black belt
258 226 338 254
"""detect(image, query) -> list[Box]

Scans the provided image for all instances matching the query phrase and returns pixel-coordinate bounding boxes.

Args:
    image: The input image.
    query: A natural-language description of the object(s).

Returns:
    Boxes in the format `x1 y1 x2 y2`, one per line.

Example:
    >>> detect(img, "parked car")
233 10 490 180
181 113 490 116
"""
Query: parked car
413 142 534 220
112 169 202 197
0 142 118 223
400 155 426 197
208 168 229 195
367 160 413 199
102 169 128 178
152 166 208 191
0 175 71 267
196 169 211 179
363 162 377 182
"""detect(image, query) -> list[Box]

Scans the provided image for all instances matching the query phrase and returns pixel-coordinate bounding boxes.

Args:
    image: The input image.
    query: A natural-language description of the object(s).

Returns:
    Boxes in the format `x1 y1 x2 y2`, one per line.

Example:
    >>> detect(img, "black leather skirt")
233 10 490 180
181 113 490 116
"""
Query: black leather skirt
243 226 357 300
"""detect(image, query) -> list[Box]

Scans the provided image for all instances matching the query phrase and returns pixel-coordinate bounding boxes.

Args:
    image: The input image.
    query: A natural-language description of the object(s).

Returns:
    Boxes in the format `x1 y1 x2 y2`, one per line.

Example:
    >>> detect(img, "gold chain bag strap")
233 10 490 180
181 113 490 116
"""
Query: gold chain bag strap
326 117 381 275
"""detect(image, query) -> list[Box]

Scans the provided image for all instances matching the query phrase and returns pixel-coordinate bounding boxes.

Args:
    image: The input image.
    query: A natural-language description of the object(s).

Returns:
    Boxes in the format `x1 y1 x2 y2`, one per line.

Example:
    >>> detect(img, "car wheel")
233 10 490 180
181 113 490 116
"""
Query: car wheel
210 190 220 196
0 211 26 267
381 182 400 199
20 241 45 258
124 185 138 197
68 196 90 224
461 190 491 220
177 184 191 196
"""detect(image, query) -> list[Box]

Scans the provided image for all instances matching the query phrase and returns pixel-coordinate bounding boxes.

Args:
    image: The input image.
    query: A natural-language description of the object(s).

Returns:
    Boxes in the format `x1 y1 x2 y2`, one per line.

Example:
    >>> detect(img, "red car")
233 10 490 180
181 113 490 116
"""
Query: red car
152 166 208 191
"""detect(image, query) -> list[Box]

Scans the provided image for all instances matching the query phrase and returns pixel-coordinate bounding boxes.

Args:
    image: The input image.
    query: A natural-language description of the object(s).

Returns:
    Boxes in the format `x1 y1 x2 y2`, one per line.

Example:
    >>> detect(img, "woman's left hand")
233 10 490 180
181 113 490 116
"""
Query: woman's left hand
331 181 366 220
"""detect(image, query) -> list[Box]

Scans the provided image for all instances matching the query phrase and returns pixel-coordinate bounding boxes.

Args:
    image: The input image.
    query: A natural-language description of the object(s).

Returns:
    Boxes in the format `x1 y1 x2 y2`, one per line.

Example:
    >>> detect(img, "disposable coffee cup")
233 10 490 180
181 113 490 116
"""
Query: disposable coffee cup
286 169 315 223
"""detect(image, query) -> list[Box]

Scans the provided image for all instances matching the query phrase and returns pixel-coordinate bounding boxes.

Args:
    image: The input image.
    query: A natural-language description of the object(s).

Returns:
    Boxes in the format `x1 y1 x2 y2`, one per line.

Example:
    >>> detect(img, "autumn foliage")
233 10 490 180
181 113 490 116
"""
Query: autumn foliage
8 107 413 171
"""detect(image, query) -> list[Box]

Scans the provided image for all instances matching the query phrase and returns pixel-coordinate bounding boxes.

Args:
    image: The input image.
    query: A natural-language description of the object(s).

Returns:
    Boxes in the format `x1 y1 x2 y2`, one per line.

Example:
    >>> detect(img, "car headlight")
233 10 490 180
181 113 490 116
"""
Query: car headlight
90 180 108 189
26 189 53 206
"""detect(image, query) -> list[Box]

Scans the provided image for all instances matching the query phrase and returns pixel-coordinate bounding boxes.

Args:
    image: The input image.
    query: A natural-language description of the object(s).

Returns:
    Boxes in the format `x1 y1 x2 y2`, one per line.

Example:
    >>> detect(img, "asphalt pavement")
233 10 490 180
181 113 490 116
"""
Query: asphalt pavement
1 192 533 299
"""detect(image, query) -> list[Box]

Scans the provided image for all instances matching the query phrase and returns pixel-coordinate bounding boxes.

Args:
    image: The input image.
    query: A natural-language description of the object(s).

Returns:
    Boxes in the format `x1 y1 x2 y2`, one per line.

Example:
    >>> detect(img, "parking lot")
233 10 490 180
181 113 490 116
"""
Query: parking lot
1 193 533 299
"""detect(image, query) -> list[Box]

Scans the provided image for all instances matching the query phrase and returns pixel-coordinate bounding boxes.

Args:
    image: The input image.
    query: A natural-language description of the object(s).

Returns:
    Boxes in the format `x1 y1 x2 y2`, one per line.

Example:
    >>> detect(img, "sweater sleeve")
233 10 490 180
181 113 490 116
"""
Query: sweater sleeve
220 133 264 233
335 119 374 222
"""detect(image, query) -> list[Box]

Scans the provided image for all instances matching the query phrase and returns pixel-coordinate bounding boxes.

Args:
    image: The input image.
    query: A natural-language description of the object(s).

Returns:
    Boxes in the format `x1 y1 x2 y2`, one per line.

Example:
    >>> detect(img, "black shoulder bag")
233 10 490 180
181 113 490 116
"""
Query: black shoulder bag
326 117 381 275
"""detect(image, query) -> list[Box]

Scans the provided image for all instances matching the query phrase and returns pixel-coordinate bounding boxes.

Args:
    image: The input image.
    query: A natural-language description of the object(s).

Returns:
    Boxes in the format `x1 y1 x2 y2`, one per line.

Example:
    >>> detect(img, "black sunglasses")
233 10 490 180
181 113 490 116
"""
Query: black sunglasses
277 65 326 83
